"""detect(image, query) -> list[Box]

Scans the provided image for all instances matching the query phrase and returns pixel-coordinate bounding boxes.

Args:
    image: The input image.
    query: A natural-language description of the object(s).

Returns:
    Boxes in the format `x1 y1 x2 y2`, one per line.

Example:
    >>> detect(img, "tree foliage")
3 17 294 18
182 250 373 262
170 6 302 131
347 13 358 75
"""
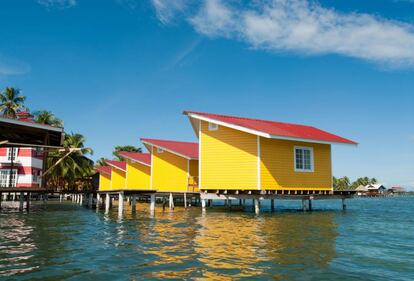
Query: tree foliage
47 133 94 191
96 157 109 166
33 110 63 127
333 176 378 190
113 145 142 161
0 87 26 118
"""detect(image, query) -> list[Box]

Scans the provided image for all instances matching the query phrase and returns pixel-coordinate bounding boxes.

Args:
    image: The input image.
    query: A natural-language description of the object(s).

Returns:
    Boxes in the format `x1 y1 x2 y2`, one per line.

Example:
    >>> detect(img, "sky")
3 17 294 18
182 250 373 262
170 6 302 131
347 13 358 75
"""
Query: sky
0 0 413 189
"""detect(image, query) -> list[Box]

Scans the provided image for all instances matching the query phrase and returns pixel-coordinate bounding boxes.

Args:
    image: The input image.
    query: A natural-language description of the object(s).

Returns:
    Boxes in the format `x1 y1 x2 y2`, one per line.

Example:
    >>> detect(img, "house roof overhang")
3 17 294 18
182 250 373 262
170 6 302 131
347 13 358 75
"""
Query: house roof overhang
184 111 358 146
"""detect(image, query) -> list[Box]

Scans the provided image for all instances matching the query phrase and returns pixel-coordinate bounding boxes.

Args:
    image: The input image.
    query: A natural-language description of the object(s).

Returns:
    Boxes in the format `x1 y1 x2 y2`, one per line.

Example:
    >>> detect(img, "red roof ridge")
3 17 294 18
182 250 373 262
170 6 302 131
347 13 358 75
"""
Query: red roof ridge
185 110 320 129
118 152 151 165
95 165 111 175
105 160 127 171
141 137 197 145
140 138 199 159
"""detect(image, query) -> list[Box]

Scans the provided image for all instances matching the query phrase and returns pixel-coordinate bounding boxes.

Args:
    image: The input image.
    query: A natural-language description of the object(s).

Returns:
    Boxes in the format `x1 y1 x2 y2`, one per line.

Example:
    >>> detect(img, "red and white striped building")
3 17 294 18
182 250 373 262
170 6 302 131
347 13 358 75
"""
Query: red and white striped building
0 147 43 188
0 111 45 188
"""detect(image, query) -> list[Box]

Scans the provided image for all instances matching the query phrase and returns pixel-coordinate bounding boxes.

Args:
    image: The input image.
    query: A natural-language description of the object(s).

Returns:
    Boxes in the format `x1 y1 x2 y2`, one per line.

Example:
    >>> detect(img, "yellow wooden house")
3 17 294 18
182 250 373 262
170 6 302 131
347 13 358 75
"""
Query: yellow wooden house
118 152 151 190
140 138 199 193
184 111 357 192
96 166 111 191
105 160 127 190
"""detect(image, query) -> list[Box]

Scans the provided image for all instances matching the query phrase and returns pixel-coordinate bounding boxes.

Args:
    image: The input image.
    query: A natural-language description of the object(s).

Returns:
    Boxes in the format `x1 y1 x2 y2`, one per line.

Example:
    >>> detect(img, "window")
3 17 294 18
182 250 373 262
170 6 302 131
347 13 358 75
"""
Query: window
294 146 314 172
0 169 17 187
157 147 164 153
7 148 17 161
208 122 218 131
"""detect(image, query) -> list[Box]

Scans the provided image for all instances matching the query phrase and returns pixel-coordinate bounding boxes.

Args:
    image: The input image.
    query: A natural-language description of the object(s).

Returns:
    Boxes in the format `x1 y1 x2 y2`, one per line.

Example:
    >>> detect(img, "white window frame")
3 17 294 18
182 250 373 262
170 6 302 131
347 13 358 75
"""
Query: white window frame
294 146 314 172
7 148 18 161
0 169 18 187
157 147 164 153
208 122 218 131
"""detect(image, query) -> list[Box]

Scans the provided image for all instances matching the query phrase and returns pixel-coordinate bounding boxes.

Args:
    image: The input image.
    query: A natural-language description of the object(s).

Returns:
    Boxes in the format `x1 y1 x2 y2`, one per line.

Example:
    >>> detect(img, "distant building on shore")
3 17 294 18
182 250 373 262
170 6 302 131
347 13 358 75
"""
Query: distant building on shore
388 186 406 194
355 184 387 196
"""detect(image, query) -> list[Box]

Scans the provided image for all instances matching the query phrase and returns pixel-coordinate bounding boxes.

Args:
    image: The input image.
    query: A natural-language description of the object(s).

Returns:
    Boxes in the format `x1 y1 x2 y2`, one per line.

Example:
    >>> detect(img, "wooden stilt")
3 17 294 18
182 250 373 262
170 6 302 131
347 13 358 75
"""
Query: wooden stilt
118 192 124 215
254 199 260 214
302 199 307 212
19 192 24 211
308 199 313 211
169 193 174 210
150 194 156 212
131 195 136 211
342 198 346 210
271 199 275 212
184 193 187 209
105 193 110 213
96 193 101 209
26 192 30 211
201 198 206 209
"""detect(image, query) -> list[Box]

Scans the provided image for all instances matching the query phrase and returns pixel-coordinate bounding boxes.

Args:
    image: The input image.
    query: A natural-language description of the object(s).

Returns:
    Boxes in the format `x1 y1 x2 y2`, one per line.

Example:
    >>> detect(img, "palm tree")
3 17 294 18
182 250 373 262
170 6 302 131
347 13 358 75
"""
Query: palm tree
334 176 350 190
0 87 26 118
113 145 142 161
33 110 63 127
96 157 109 166
47 133 94 191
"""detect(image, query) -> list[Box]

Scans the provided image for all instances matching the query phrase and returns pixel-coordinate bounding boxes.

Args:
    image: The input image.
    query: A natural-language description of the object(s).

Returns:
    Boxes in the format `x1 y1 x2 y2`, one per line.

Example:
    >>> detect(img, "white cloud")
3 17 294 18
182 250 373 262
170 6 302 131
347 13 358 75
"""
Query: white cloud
153 0 414 66
37 0 77 9
0 55 31 76
151 0 188 24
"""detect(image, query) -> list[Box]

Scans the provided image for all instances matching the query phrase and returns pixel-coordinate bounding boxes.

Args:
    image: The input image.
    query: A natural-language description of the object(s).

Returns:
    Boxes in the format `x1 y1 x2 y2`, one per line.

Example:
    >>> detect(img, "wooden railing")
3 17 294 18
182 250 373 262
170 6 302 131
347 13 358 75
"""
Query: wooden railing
187 176 199 193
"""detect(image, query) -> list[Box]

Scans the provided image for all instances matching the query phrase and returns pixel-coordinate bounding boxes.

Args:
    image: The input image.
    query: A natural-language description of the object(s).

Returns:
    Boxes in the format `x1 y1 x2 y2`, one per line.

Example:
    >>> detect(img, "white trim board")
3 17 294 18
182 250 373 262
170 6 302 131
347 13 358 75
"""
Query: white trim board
106 162 126 172
141 140 198 160
119 154 151 167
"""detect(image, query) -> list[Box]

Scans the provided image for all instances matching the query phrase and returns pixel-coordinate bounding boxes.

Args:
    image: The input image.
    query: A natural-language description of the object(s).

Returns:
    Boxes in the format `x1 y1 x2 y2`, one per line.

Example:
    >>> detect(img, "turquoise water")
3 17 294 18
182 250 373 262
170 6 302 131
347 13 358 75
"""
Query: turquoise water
0 197 413 280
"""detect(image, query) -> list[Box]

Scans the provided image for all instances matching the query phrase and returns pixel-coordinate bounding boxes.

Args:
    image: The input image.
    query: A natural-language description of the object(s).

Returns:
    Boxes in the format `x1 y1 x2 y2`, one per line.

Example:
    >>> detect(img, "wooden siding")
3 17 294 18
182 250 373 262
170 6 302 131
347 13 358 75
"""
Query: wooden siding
111 168 126 189
189 159 198 177
151 148 188 192
99 173 111 191
200 120 258 190
260 138 332 190
125 159 150 190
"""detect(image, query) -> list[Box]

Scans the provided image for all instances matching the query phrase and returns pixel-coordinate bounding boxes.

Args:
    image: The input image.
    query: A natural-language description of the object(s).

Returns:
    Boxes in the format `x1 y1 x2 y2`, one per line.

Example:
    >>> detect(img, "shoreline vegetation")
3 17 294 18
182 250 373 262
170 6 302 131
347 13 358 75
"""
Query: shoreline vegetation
333 176 377 191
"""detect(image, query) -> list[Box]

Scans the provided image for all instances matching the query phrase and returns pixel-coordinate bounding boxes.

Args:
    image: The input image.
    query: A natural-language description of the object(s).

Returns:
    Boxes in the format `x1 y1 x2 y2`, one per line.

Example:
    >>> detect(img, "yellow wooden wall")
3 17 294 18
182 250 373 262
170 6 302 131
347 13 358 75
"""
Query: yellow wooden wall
111 168 126 189
125 159 151 190
151 148 188 192
260 138 332 190
99 174 111 191
200 120 258 190
199 120 332 191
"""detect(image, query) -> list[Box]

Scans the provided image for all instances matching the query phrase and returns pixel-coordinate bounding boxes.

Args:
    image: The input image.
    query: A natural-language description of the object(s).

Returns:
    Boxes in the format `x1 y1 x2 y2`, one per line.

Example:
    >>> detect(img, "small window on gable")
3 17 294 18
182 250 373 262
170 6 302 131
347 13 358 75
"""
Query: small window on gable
294 146 314 172
208 122 218 131
157 147 164 153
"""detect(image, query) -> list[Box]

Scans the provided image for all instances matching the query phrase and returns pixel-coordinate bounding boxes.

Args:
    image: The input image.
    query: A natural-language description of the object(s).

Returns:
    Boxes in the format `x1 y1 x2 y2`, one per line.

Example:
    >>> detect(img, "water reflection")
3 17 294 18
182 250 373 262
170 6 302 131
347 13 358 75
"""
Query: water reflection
0 201 350 280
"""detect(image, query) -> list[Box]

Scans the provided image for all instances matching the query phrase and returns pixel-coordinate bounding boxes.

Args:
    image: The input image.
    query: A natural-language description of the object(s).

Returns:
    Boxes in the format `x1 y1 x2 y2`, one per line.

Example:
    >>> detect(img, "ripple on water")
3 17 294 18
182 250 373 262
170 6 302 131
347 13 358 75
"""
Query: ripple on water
0 198 413 280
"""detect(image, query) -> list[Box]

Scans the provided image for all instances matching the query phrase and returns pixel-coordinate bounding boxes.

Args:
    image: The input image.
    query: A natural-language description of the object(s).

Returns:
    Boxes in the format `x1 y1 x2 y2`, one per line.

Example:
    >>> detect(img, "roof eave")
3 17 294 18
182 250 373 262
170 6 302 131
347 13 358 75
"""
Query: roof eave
105 162 126 172
141 139 197 160
186 112 358 146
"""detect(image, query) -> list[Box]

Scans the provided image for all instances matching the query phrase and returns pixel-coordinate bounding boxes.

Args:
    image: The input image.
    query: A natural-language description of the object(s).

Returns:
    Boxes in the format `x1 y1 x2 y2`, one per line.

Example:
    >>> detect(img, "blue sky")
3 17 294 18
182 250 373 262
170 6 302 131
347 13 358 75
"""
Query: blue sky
0 0 413 189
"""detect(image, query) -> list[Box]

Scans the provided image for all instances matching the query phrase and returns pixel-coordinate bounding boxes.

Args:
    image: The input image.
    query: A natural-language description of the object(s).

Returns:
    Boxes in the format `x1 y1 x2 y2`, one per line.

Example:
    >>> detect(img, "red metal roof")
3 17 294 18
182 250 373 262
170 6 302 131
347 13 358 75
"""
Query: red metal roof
118 152 151 166
95 166 111 175
141 138 199 159
184 111 357 145
105 160 127 171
